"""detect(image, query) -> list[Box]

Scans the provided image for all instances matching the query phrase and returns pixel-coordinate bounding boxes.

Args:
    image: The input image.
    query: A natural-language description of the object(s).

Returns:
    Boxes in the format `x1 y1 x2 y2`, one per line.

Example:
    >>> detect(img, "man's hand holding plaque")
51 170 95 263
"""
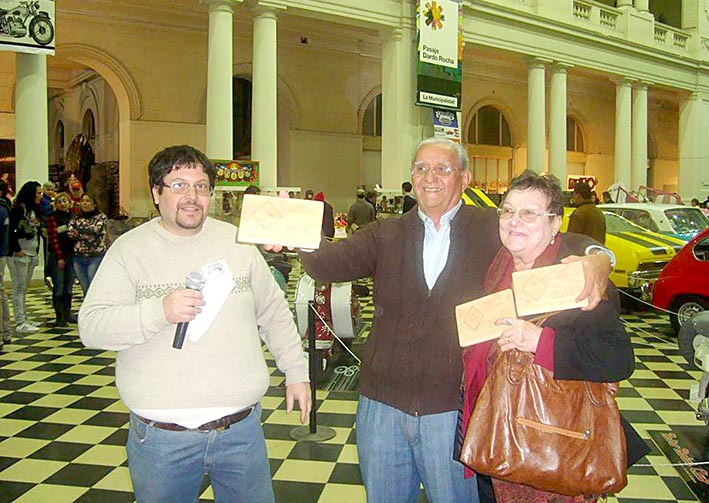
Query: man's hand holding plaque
237 194 324 250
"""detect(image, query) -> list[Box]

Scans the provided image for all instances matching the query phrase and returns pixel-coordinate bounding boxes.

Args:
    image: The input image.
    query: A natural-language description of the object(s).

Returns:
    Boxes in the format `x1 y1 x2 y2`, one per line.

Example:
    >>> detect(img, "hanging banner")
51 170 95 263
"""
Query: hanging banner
0 0 56 55
432 108 462 142
416 0 462 110
212 159 260 188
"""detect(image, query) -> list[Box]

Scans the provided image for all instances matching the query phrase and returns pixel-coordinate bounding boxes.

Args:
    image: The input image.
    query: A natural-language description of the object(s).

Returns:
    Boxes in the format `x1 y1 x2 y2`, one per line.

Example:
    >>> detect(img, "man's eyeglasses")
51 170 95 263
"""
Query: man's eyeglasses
496 206 558 222
410 161 458 178
161 180 212 196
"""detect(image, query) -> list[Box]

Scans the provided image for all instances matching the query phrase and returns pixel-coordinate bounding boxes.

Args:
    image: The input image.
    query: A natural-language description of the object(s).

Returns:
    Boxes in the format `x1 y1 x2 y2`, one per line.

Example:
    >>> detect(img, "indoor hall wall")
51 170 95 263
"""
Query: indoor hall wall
0 114 13 141
458 52 684 194
261 41 381 213
0 52 14 141
649 101 679 191
49 78 119 167
56 6 208 214
129 121 206 216
460 55 621 191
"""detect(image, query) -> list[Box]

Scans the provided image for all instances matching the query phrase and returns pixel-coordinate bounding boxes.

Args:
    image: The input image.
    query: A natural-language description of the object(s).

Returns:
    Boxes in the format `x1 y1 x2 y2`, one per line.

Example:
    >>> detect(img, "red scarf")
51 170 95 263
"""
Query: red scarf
461 238 561 477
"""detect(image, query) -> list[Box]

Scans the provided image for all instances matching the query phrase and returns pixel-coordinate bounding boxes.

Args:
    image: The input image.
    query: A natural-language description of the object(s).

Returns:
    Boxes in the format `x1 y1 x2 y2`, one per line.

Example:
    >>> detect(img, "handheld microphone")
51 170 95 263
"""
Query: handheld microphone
172 271 206 350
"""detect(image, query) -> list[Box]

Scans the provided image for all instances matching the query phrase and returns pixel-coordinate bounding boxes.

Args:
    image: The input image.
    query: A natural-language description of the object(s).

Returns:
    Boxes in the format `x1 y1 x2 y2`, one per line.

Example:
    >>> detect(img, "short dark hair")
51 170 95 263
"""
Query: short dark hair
505 170 563 216
244 184 261 195
402 181 412 193
148 145 215 195
573 181 592 200
14 181 41 210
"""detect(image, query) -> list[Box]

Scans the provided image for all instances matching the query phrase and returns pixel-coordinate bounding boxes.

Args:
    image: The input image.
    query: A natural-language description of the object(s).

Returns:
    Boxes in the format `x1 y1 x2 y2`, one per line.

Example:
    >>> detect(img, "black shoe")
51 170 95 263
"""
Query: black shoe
51 320 68 328
67 313 78 324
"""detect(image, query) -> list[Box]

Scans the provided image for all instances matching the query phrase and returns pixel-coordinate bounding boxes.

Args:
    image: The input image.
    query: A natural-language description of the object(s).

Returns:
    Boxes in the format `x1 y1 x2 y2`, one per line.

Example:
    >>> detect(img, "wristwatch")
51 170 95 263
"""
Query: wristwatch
584 245 616 269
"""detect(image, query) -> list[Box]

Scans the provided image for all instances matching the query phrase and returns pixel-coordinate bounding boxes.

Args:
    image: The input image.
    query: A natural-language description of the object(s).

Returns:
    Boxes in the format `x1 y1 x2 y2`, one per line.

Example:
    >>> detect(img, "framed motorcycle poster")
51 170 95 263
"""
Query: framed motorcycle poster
0 0 55 55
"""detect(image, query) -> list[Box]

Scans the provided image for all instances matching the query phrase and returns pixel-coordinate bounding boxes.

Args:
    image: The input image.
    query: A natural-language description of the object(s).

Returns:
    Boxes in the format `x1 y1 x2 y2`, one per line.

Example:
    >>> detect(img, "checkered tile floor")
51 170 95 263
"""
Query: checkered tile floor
0 270 707 502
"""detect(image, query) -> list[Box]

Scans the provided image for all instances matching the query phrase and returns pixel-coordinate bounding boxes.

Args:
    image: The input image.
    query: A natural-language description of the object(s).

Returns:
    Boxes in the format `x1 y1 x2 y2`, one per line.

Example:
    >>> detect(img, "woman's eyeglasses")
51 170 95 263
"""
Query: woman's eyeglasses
496 206 557 222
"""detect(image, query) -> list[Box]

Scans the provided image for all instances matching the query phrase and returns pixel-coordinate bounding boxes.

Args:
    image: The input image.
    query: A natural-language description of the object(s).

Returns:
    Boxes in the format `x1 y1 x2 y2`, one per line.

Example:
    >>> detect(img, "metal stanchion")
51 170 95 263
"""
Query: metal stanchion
290 300 336 442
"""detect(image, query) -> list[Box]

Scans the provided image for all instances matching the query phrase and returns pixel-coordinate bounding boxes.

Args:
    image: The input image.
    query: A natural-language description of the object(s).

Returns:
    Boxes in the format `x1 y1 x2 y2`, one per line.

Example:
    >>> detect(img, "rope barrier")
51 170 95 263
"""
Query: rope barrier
307 302 362 365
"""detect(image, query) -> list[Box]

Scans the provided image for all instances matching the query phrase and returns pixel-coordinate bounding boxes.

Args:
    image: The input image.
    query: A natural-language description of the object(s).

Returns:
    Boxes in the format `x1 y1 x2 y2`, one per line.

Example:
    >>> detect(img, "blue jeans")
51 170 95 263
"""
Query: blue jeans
47 255 75 297
356 395 479 503
127 405 274 503
0 257 10 339
7 254 39 325
73 254 104 295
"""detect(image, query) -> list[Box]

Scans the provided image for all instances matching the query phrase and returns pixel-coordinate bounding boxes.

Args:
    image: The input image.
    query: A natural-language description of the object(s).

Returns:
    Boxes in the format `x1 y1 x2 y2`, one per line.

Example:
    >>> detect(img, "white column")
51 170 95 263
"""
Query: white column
634 0 649 13
548 64 569 181
15 53 49 185
527 59 546 173
613 78 633 188
631 82 649 189
381 26 423 189
679 93 708 203
617 0 633 8
205 0 234 160
251 6 279 189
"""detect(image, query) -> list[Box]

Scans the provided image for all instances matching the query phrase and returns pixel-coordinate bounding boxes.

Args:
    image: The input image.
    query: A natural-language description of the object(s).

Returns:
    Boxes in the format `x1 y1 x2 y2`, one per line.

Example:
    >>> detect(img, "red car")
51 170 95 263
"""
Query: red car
652 227 709 332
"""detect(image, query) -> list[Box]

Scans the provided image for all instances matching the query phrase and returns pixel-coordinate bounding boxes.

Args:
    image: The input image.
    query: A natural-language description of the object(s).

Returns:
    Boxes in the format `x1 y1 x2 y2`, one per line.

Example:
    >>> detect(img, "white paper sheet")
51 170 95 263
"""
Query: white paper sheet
187 260 236 342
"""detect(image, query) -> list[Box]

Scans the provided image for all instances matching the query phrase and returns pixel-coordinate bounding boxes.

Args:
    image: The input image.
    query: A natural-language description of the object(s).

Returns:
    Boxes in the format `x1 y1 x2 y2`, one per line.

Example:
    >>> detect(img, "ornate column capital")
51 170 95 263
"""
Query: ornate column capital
610 76 635 88
201 0 241 14
526 57 552 70
550 62 573 74
248 0 286 17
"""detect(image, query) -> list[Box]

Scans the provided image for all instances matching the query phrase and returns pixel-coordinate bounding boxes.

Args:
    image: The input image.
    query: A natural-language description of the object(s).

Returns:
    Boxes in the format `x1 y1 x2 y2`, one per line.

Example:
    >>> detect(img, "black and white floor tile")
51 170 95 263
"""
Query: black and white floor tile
0 271 706 502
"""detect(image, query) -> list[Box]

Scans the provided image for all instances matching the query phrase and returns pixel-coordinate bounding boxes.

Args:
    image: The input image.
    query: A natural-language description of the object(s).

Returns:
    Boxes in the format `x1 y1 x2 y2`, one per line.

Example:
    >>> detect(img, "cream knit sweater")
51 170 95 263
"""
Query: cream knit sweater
79 217 307 411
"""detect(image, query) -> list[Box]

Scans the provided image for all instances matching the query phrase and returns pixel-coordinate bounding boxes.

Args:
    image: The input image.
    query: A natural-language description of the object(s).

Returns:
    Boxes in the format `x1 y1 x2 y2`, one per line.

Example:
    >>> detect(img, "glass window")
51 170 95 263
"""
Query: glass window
468 106 511 146
566 116 584 152
694 236 709 262
665 208 709 235
233 77 252 159
362 94 382 137
55 121 64 163
82 110 95 141
604 212 648 233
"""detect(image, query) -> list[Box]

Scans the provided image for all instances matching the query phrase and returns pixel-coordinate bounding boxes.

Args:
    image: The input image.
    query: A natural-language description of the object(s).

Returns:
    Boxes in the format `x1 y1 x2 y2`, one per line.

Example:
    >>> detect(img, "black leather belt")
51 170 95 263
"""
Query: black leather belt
136 406 254 432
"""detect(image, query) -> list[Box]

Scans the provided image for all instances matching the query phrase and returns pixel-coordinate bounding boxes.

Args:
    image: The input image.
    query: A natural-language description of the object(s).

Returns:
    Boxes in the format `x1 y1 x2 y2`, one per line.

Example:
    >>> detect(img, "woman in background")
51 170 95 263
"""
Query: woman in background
46 192 77 326
68 193 107 295
8 181 42 333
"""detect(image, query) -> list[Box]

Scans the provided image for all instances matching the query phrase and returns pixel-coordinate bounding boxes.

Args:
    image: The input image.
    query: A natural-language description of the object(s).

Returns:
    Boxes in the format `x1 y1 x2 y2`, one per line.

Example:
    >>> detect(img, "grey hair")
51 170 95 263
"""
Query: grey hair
413 137 470 172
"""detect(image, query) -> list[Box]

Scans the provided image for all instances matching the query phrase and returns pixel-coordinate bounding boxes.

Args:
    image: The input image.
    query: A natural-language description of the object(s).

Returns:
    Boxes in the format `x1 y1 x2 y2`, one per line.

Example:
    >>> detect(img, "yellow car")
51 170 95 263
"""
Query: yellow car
562 209 685 294
461 187 497 208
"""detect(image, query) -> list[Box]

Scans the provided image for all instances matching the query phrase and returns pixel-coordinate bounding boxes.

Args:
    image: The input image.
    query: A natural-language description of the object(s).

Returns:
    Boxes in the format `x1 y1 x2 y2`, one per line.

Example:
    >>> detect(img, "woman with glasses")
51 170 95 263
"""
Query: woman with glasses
68 193 108 296
460 170 647 502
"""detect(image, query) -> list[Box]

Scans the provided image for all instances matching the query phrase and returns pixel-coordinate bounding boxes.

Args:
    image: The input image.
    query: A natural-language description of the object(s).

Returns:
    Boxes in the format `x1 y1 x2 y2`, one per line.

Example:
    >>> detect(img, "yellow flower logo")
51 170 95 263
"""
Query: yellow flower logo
424 1 445 30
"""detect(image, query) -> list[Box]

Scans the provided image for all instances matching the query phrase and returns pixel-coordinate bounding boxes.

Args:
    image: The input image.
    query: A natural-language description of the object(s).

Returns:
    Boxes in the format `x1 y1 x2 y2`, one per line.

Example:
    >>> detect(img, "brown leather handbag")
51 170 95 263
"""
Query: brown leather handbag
459 349 627 496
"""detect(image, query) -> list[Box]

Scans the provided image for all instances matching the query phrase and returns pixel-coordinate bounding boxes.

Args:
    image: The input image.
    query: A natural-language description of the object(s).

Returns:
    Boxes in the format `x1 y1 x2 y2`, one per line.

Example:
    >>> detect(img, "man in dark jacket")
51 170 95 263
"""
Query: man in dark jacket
314 192 335 240
402 181 417 213
347 189 375 233
294 138 613 503
569 181 606 244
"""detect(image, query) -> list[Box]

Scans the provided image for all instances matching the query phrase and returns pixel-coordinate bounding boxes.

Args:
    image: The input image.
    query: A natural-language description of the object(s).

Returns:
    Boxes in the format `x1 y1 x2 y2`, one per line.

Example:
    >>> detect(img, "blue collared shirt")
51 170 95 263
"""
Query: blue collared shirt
418 200 463 290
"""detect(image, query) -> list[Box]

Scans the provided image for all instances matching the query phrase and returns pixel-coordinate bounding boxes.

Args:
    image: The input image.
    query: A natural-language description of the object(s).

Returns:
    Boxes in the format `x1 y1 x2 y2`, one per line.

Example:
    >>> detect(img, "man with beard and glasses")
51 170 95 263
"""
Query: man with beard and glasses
78 145 310 503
